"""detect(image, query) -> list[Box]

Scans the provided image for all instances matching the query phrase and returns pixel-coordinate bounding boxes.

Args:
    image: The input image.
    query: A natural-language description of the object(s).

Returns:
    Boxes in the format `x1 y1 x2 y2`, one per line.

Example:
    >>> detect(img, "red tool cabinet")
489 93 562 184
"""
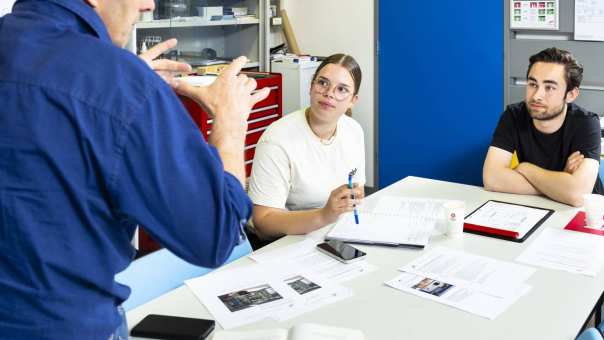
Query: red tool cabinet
137 72 283 255
180 72 283 177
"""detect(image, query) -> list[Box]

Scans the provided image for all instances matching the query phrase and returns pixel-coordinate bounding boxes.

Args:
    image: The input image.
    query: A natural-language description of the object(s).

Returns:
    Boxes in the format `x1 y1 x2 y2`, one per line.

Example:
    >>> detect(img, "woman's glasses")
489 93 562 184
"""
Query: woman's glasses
312 77 353 101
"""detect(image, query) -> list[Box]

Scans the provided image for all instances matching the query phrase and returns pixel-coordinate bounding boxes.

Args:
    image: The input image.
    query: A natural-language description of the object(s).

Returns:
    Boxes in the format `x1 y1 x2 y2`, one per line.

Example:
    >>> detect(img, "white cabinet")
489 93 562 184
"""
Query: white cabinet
135 0 270 70
271 60 319 114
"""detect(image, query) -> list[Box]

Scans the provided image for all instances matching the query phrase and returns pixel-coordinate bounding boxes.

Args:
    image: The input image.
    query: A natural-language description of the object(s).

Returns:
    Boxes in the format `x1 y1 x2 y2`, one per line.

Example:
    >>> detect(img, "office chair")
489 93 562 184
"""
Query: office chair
577 328 604 340
115 239 253 311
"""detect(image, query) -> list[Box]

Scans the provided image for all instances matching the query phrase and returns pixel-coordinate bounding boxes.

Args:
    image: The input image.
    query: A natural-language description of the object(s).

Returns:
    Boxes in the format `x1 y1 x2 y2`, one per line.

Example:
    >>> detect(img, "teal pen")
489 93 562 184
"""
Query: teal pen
348 168 359 224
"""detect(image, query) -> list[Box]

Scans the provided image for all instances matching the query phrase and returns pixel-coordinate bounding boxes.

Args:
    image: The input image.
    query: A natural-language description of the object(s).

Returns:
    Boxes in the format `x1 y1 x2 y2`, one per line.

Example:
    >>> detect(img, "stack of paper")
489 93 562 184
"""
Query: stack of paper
385 247 535 319
325 196 447 248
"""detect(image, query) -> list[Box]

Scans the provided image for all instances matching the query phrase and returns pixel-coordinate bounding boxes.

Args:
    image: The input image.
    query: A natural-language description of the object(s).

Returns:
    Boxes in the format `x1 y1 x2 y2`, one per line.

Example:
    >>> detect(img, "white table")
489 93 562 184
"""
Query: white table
127 176 604 340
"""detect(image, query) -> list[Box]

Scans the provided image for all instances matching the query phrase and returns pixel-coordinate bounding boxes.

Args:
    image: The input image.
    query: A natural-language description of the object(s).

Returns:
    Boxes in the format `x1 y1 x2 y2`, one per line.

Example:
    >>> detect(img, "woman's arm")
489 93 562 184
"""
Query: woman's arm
252 184 364 239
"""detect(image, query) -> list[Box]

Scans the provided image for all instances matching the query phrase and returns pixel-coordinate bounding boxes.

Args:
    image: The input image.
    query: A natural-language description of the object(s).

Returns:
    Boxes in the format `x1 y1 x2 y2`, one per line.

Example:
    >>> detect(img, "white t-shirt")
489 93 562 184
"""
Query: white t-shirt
248 109 365 211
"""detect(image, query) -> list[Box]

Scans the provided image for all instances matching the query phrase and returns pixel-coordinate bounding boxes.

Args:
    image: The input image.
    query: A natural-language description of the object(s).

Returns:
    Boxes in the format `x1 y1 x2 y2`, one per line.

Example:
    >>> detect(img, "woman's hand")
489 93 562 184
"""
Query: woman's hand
320 183 364 225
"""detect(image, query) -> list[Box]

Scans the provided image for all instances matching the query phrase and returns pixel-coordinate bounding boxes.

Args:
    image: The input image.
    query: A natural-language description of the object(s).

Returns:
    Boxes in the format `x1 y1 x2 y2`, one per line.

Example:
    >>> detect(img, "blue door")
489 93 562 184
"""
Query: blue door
378 1 503 187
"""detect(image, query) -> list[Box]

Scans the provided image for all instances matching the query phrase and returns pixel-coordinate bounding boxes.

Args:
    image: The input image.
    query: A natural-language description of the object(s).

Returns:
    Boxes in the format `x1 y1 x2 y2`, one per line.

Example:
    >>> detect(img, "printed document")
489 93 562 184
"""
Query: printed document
250 239 376 283
575 0 604 41
517 228 604 277
325 196 445 247
386 247 534 319
371 196 445 219
185 263 352 329
385 272 531 320
400 246 535 297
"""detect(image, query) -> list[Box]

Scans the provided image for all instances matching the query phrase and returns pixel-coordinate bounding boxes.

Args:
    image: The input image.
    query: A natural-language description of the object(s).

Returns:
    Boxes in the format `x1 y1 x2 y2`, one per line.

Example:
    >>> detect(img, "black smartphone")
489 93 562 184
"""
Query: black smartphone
130 314 215 340
316 240 367 263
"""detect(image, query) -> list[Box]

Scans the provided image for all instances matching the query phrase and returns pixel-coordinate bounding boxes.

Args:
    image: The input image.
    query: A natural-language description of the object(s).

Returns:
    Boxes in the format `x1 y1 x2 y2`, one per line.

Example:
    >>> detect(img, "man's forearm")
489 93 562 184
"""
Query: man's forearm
515 162 586 206
483 167 540 195
208 126 246 186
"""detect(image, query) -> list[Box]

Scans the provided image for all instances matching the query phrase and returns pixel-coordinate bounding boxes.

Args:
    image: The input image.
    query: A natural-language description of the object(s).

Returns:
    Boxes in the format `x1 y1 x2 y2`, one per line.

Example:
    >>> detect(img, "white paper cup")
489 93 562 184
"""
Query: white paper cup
583 194 604 228
444 201 465 238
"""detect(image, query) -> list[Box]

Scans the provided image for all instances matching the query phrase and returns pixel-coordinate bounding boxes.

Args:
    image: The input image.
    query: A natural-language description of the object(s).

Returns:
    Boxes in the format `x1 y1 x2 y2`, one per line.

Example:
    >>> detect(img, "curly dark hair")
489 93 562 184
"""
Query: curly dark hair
527 47 583 94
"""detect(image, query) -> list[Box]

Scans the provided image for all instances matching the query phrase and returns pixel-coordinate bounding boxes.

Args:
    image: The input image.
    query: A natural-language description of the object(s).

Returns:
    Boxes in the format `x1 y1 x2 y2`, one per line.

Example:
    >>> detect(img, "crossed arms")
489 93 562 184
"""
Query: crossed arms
483 146 599 207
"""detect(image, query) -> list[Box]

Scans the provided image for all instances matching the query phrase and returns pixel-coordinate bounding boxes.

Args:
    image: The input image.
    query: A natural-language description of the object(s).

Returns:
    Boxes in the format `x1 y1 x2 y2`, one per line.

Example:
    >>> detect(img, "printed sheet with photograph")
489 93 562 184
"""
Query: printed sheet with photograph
385 247 535 319
185 262 353 329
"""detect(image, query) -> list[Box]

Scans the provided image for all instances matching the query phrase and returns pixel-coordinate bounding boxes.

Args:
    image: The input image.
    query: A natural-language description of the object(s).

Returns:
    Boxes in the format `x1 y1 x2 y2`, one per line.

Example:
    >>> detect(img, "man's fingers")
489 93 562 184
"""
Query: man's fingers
250 87 270 105
140 38 178 62
244 76 256 91
149 59 192 74
568 151 583 162
173 80 197 99
570 155 584 167
220 56 248 79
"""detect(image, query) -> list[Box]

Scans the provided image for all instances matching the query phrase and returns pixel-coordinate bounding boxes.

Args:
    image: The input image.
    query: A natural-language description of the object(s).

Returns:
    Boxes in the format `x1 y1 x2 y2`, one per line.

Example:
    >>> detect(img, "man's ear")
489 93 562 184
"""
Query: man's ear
84 0 99 8
565 87 580 103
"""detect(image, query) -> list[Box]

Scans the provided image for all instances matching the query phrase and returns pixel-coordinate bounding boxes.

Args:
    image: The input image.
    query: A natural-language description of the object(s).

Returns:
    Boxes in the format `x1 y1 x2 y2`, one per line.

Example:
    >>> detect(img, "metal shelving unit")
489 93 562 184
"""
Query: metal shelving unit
134 0 270 71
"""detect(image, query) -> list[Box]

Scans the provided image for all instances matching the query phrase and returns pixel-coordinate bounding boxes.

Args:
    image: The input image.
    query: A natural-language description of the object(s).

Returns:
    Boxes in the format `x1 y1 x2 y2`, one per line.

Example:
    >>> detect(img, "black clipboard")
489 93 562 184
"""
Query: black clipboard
463 200 554 243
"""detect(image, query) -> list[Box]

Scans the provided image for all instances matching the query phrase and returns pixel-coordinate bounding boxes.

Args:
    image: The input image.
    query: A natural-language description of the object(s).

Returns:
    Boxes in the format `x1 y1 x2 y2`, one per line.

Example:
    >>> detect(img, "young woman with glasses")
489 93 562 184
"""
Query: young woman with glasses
247 54 366 242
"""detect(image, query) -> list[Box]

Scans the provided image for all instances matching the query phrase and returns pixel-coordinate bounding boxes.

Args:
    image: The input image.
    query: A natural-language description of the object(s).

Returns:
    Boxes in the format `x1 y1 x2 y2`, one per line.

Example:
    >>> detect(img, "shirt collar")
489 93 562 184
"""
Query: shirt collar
14 0 113 44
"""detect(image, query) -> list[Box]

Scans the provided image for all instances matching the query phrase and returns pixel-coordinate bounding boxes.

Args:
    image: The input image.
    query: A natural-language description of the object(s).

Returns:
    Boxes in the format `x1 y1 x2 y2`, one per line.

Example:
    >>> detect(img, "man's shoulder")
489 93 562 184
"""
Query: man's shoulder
504 101 528 118
62 38 167 112
496 101 529 130
567 103 600 122
4 25 169 117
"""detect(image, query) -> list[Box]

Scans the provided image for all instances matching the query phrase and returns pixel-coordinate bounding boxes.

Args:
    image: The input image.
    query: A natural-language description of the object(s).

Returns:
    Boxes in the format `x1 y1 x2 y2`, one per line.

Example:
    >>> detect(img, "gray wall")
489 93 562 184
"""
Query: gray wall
505 0 604 115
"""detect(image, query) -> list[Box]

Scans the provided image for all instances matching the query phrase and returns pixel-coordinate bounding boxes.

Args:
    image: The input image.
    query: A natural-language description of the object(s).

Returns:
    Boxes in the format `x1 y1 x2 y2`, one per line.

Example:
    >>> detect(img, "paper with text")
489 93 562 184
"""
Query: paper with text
517 228 604 277
185 263 351 329
400 246 535 298
385 272 531 320
325 196 450 246
250 239 376 283
575 0 604 41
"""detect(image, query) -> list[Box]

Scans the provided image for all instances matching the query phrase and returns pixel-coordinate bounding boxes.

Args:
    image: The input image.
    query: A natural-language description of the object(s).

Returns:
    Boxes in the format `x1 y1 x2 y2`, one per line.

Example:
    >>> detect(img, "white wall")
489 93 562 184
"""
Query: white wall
281 0 375 187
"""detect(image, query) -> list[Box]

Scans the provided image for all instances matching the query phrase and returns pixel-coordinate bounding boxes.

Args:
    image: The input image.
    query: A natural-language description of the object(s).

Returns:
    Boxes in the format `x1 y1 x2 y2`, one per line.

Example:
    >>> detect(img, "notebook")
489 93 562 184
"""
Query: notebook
464 200 554 242
325 196 443 248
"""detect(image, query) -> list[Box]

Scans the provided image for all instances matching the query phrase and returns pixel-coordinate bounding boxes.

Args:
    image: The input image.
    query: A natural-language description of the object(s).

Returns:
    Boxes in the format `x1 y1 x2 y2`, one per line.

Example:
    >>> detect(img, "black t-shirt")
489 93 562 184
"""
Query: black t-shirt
490 101 603 194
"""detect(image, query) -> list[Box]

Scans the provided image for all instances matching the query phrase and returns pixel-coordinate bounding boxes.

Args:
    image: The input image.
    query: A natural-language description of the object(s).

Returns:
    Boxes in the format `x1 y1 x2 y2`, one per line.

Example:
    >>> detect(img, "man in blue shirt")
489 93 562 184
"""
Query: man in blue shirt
0 0 269 338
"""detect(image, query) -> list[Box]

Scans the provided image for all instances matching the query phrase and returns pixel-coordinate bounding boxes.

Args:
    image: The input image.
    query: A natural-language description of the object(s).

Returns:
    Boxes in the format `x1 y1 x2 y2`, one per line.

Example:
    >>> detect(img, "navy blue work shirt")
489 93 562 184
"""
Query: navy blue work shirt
0 0 251 338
